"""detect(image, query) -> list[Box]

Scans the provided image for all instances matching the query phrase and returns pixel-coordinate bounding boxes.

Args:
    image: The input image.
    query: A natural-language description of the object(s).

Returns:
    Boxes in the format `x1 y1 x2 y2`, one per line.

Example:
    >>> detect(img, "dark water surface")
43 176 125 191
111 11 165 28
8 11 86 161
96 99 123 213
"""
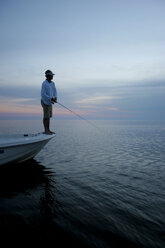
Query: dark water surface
0 120 165 247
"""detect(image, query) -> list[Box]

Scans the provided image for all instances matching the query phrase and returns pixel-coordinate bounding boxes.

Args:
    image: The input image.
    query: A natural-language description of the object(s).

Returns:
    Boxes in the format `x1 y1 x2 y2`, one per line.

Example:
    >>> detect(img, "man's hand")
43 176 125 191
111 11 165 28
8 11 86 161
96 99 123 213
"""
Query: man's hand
51 97 57 103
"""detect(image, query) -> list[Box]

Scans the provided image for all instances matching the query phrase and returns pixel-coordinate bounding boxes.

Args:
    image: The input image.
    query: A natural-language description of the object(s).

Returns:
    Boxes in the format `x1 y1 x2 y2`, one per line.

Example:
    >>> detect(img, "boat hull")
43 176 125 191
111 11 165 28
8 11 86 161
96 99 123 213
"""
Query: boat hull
0 133 55 166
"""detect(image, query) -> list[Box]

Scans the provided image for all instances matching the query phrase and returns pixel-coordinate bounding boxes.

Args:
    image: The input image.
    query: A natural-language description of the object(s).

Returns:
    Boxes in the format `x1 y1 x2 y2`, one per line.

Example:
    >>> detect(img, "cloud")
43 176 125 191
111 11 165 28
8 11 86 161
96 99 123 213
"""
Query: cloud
10 98 36 103
75 95 120 104
0 96 40 114
105 107 120 111
0 78 165 120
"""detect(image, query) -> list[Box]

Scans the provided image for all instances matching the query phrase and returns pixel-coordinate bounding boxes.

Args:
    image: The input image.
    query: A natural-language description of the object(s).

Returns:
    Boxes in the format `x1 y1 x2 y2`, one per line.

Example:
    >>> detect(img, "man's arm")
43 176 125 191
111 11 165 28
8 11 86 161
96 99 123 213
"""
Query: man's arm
41 83 52 104
52 83 57 103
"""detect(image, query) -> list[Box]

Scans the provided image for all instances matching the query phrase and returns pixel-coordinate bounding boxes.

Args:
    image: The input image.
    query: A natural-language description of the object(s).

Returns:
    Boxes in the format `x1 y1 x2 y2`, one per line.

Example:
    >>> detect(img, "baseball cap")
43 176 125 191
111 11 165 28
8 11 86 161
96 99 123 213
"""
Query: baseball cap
45 70 55 76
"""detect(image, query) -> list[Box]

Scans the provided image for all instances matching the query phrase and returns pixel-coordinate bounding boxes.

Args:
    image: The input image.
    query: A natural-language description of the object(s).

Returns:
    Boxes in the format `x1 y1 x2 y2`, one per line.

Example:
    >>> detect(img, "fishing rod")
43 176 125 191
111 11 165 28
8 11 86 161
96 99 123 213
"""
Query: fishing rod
57 101 100 130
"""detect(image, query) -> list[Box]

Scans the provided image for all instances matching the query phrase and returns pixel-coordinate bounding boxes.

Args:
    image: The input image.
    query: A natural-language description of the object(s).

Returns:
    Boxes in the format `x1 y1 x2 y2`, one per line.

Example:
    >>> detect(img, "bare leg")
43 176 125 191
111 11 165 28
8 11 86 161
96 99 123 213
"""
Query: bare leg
43 118 51 134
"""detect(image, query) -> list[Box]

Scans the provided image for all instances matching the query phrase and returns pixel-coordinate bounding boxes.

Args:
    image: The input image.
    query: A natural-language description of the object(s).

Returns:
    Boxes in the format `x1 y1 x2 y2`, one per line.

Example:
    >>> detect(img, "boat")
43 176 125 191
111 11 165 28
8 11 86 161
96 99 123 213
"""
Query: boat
0 133 55 166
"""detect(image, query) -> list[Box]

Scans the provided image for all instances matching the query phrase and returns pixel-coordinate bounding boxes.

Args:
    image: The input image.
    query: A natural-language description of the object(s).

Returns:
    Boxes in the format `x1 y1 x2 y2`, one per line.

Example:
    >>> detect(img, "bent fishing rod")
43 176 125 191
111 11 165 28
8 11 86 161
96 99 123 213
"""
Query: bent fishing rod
56 101 100 130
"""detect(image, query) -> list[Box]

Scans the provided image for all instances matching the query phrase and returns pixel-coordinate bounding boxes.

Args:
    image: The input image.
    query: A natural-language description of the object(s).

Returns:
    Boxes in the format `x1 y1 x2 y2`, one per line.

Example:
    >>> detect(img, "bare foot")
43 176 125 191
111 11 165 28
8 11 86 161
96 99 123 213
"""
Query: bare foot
50 131 56 134
43 131 52 135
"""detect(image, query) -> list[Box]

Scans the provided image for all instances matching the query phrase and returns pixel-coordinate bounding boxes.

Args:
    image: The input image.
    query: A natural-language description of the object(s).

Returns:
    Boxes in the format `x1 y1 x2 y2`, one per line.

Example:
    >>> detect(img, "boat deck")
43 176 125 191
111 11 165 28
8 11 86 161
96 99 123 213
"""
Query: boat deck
0 133 55 148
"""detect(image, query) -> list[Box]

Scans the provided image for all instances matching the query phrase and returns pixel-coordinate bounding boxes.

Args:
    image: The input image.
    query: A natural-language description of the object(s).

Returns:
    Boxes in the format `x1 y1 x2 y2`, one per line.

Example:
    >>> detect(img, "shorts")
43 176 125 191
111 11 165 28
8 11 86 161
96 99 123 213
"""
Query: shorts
41 100 52 119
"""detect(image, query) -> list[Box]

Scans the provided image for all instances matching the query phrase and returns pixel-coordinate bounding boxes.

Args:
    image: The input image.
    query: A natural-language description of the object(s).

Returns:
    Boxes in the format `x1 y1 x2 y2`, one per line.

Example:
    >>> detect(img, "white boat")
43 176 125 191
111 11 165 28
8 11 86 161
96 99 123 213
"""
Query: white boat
0 133 55 166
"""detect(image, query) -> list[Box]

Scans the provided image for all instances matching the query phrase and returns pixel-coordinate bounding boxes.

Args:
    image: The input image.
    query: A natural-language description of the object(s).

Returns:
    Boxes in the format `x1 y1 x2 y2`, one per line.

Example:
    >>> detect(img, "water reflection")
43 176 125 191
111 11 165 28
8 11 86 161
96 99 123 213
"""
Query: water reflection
0 159 55 198
0 159 60 244
0 160 87 247
39 172 60 219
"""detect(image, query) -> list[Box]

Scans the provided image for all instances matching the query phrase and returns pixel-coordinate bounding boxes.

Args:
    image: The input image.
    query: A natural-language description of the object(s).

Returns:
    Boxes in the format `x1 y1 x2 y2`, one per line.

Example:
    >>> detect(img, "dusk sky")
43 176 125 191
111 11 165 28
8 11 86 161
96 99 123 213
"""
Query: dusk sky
0 0 165 120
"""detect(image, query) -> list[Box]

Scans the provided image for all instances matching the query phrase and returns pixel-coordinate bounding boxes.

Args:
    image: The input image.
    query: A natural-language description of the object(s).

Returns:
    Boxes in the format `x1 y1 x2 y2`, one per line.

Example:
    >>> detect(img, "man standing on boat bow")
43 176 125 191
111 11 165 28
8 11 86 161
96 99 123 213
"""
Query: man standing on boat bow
41 70 57 135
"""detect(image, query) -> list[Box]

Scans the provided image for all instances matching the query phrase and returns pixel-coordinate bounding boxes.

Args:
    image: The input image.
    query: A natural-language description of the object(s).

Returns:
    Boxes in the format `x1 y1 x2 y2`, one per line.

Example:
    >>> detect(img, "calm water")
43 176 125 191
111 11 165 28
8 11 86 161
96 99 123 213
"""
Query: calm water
0 120 165 247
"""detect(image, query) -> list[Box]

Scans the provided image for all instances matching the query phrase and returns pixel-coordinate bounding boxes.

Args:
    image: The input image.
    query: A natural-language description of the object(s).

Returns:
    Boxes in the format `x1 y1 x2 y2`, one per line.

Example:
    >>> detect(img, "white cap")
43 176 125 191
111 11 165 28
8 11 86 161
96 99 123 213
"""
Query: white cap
45 70 55 76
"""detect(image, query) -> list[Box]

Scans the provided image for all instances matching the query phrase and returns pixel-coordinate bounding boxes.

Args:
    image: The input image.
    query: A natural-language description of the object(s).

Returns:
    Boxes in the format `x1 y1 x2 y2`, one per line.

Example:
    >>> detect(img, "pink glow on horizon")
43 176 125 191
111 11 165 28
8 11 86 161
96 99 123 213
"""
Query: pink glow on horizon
0 103 96 119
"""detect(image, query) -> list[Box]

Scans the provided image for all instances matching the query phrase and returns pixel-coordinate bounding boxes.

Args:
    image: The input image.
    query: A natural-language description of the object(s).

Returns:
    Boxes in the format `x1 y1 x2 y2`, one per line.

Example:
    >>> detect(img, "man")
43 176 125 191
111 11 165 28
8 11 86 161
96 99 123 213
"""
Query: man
41 70 57 134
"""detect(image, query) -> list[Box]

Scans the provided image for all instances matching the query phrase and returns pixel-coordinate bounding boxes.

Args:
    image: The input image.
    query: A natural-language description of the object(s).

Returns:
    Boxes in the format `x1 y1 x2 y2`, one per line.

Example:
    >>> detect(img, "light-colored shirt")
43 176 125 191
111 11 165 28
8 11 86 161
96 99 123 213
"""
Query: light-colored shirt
41 80 57 105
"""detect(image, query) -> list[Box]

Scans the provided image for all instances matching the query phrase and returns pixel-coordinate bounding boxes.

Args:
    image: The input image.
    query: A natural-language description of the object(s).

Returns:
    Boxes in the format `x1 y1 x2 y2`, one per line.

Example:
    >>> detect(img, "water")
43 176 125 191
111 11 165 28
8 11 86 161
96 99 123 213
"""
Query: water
0 120 165 247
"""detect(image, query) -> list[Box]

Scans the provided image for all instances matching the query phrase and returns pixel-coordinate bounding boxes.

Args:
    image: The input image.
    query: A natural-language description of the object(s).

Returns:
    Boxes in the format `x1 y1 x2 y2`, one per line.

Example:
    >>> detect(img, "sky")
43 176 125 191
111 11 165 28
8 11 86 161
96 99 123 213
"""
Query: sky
0 0 165 120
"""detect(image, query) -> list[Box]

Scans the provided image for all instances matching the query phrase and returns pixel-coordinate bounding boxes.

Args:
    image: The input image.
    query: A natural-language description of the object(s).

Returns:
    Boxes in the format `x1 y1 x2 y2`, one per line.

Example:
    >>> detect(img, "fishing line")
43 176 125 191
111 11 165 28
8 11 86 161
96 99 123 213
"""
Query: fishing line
57 101 100 131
